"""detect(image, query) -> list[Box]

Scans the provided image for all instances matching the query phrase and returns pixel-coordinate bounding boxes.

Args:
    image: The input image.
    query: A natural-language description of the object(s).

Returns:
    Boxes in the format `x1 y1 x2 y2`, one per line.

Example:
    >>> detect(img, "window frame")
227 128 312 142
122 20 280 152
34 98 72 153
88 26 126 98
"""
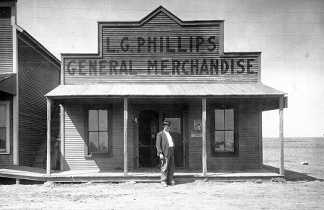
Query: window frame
84 105 112 157
210 104 239 157
0 101 10 154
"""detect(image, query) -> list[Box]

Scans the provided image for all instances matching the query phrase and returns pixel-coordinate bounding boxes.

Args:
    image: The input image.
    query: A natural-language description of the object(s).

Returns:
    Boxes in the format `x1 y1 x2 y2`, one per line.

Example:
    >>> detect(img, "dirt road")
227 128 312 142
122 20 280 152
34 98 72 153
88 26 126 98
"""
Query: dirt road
0 180 323 210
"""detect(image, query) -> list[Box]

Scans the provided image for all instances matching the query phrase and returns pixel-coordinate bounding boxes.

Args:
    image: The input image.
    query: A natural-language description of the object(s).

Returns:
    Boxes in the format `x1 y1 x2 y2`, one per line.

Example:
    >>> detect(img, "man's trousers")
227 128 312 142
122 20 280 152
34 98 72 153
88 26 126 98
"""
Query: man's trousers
160 147 175 184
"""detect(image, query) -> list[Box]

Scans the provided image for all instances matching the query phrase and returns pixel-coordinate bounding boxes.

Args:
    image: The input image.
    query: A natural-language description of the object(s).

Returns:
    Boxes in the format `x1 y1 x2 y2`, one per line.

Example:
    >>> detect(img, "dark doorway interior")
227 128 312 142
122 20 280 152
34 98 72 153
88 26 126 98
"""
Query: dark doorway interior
138 110 160 168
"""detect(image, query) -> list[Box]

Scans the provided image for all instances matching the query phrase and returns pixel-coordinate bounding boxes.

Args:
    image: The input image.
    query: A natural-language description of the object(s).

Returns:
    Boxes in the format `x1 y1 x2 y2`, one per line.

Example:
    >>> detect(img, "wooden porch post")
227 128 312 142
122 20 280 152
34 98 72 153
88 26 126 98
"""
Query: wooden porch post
123 97 128 176
46 98 52 175
60 104 65 171
12 96 19 166
12 3 19 168
202 98 207 176
279 96 284 176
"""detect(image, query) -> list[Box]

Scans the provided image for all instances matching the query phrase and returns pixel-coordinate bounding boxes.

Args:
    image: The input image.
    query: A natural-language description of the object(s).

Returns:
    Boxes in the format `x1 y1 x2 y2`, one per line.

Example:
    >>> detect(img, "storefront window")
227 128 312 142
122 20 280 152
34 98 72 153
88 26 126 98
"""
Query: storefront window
213 108 235 154
0 101 10 154
88 109 109 154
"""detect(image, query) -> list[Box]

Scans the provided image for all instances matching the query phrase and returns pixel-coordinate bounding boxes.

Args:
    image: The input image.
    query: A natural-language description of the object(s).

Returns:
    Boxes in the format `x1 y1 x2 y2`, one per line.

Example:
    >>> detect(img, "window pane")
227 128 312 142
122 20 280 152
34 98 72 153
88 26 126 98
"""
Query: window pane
214 131 225 152
89 132 98 153
98 131 108 152
225 109 234 130
0 127 6 150
88 110 98 131
225 131 234 152
214 109 224 130
0 105 6 127
98 110 108 131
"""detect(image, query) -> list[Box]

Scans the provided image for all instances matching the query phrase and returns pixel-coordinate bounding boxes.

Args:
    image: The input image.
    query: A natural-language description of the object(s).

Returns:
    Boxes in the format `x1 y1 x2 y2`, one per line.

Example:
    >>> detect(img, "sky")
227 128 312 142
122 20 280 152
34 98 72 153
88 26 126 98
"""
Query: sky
16 0 324 137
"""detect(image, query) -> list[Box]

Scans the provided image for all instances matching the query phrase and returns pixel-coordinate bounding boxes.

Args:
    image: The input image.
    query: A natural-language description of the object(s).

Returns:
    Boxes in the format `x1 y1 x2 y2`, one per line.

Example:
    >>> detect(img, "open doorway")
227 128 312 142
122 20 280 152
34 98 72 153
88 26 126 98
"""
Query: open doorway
138 109 184 168
138 110 160 168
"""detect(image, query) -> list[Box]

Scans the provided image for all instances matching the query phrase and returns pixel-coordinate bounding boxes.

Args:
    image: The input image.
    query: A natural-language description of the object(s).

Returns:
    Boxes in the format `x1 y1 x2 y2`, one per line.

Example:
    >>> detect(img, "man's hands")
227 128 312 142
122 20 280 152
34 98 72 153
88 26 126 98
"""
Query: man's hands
159 153 164 159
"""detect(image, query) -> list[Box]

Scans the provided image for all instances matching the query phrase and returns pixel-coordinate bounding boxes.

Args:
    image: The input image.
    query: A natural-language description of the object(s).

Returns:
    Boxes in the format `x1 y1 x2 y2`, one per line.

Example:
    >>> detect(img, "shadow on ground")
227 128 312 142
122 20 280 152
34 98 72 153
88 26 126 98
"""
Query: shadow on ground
0 177 43 185
263 164 324 182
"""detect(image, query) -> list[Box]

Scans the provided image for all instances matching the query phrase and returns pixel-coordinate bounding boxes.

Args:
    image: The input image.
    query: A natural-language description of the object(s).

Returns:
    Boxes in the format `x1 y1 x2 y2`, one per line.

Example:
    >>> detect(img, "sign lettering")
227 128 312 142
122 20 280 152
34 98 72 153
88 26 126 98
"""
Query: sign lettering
65 58 257 76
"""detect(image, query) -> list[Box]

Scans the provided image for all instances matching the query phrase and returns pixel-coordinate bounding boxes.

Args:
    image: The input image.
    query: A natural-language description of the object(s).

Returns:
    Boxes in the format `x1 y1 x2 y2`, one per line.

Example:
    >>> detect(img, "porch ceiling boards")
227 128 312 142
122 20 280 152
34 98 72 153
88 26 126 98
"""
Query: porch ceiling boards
45 82 285 98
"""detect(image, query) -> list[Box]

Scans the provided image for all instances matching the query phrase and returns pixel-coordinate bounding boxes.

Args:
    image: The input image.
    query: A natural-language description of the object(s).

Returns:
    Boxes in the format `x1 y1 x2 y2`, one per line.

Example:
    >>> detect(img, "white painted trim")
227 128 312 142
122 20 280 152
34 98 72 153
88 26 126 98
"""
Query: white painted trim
10 3 19 165
12 96 18 164
46 98 52 175
60 104 65 171
201 98 207 176
11 4 17 74
0 101 10 154
60 55 64 84
123 97 128 176
279 96 284 176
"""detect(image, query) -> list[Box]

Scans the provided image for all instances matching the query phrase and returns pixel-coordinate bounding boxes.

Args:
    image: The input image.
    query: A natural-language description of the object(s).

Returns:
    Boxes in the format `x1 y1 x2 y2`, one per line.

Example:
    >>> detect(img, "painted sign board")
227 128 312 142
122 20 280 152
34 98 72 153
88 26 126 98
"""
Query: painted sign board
62 6 260 84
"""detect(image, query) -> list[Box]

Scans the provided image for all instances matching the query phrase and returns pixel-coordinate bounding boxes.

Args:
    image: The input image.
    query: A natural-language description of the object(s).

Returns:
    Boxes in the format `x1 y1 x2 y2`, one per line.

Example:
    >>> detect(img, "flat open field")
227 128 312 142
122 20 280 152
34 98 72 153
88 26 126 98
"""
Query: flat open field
0 138 323 210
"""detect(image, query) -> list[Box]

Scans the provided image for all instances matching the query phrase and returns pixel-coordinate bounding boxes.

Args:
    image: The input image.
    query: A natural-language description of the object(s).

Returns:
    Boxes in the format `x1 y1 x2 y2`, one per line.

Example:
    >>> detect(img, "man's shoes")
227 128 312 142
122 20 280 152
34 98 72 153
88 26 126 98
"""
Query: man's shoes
161 182 168 187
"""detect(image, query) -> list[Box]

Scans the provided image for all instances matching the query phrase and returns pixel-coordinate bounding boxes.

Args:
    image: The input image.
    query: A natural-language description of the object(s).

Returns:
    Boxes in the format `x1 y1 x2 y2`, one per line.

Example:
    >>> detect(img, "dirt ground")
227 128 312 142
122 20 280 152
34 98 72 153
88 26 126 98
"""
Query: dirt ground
0 138 323 210
0 180 324 210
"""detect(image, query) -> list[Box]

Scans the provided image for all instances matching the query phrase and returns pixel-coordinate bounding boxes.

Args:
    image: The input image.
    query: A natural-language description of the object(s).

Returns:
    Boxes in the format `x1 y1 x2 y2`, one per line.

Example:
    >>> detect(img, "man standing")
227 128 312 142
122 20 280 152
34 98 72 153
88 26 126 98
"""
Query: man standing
156 120 175 186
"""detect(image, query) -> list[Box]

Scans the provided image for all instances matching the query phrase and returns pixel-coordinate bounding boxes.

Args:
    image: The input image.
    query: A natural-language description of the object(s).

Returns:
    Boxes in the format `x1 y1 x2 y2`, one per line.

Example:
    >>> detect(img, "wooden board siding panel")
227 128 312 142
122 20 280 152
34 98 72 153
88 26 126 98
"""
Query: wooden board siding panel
207 108 261 170
17 38 60 167
63 52 260 84
101 28 222 58
142 11 178 26
187 102 202 170
59 8 265 85
0 94 13 167
63 102 134 171
61 8 262 84
188 102 262 171
0 18 13 73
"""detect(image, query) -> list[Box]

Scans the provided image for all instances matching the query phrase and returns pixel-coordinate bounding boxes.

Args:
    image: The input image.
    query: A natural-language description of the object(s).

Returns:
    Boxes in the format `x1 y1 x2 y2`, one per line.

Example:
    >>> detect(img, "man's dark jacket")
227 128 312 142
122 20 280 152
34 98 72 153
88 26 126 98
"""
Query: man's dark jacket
156 131 173 157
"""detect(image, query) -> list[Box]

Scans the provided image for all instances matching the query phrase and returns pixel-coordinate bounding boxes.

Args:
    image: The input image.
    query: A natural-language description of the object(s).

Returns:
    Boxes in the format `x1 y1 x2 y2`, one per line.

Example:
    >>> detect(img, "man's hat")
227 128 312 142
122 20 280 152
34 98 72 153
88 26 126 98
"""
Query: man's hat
162 120 171 127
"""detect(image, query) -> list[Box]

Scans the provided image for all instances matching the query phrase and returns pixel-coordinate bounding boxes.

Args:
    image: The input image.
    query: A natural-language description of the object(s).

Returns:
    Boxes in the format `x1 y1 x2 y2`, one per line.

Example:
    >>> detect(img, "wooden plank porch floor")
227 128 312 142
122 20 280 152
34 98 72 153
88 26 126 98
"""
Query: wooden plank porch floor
0 166 283 183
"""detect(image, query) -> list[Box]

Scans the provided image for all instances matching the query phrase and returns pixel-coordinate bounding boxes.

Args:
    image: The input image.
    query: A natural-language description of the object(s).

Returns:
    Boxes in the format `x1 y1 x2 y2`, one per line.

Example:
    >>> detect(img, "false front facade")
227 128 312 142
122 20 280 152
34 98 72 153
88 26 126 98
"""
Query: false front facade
46 6 287 175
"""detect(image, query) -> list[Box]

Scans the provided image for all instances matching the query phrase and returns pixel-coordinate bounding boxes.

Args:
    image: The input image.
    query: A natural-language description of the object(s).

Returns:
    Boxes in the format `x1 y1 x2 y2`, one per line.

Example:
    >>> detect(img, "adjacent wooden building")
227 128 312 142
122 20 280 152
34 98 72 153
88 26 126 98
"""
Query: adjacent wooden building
0 1 61 170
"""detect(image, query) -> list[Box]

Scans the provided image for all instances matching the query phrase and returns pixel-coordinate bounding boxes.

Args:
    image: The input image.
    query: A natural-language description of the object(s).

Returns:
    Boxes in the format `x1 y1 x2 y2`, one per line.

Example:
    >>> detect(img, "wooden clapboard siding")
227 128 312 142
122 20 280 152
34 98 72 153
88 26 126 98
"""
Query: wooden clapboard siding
0 15 13 73
101 29 222 58
142 11 179 26
63 53 259 84
0 93 13 167
187 101 202 170
62 99 263 171
17 37 60 167
61 7 262 84
207 105 261 170
63 102 135 171
188 101 262 171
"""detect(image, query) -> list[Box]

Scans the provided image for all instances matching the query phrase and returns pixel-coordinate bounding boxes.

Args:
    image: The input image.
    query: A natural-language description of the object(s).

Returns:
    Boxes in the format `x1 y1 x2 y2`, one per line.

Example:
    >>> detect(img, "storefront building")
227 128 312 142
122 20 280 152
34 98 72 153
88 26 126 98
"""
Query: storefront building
46 6 287 175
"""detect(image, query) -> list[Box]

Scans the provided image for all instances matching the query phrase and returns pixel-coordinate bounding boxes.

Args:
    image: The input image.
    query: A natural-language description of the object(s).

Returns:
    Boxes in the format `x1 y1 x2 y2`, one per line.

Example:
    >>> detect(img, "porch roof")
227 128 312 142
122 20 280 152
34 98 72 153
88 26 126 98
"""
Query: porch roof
46 82 285 98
